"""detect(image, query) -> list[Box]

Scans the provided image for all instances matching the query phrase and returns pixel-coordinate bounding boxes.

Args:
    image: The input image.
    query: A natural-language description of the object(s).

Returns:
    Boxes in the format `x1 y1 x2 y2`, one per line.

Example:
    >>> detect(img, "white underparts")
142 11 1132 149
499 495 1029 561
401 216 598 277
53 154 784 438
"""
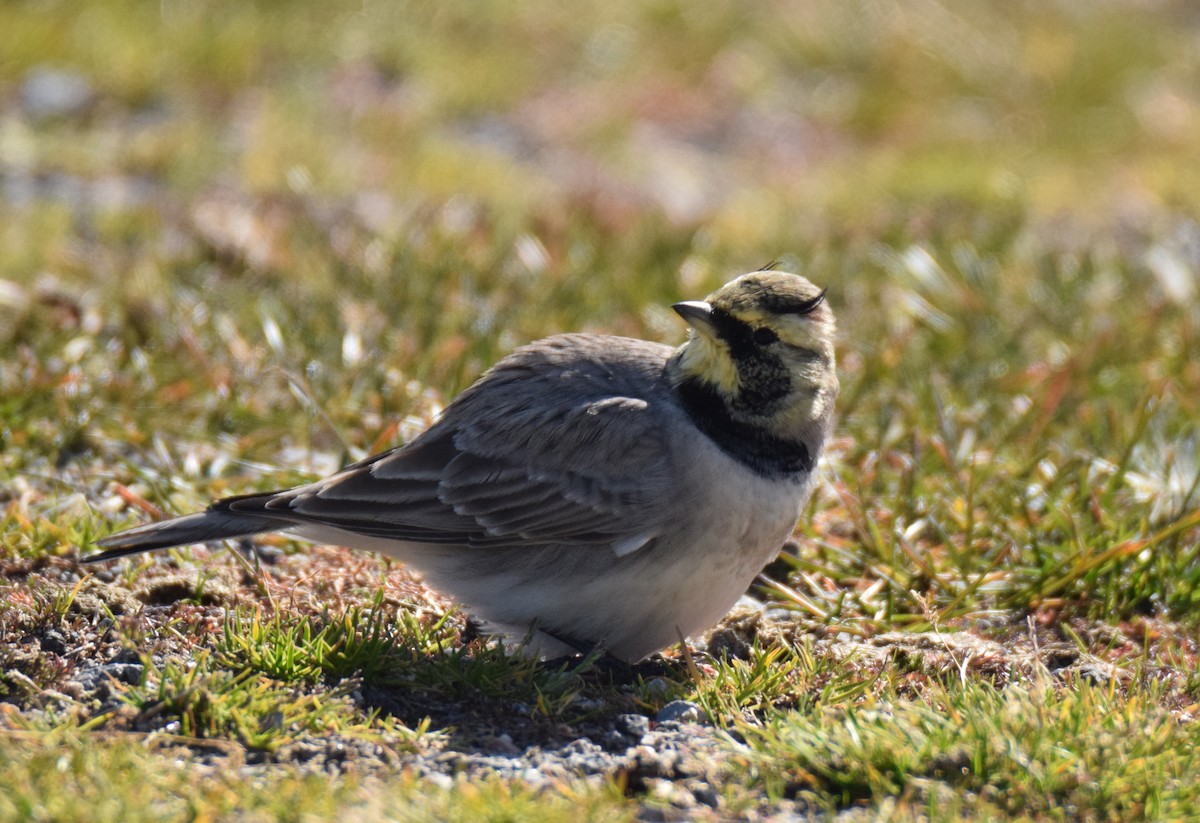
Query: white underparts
610 532 655 557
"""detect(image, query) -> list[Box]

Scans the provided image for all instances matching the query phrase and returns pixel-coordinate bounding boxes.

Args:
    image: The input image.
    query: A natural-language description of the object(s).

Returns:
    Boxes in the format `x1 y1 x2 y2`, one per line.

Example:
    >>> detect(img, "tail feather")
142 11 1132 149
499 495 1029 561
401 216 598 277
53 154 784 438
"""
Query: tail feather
84 510 287 564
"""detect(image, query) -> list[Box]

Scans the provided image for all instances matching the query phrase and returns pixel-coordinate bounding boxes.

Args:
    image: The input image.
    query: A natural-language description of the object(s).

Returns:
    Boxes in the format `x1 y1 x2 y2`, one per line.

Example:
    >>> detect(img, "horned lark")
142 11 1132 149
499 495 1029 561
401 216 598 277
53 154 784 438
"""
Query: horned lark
86 271 838 662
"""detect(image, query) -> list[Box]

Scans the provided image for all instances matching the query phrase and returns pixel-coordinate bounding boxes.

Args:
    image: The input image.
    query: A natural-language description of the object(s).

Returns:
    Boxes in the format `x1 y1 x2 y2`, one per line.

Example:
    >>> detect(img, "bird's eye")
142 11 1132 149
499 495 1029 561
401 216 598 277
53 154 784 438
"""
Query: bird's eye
753 327 779 346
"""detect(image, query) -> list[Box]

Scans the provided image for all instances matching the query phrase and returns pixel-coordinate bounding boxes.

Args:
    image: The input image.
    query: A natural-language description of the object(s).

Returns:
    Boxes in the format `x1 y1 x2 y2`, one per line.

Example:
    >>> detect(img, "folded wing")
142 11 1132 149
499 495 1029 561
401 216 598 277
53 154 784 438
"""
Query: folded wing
226 350 675 552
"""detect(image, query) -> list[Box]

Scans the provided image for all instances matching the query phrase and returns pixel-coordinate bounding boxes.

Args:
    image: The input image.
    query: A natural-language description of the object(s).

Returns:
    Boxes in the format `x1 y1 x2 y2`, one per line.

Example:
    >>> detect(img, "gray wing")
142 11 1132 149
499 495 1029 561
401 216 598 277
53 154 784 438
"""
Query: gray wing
225 336 677 550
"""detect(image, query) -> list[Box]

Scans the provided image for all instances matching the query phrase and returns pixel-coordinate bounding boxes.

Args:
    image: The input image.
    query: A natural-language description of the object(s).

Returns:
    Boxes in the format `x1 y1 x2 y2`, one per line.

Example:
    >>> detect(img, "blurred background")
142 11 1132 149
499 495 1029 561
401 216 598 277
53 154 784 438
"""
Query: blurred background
2 0 1199 623
5 3 1199 223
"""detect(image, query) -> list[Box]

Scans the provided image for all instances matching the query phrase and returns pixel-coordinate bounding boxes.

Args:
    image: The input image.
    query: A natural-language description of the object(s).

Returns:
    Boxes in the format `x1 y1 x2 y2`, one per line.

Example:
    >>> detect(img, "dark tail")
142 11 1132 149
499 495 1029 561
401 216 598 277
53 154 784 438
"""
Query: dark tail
83 508 288 564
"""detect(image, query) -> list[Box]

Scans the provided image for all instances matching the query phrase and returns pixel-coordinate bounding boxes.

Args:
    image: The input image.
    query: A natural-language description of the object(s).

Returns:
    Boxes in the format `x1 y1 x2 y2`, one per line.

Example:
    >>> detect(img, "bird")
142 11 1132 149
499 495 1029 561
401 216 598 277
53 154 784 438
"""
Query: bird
85 270 838 663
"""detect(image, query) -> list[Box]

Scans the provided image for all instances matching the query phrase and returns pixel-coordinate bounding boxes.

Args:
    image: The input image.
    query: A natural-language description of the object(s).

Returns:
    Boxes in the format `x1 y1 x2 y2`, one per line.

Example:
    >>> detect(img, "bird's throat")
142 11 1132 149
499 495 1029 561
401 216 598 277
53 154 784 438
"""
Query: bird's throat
673 375 814 479
671 335 740 396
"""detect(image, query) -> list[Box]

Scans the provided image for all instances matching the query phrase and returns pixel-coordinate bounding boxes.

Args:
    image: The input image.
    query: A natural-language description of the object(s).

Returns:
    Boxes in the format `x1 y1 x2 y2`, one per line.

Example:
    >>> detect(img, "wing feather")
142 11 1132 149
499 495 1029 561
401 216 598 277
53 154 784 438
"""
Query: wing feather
243 336 679 551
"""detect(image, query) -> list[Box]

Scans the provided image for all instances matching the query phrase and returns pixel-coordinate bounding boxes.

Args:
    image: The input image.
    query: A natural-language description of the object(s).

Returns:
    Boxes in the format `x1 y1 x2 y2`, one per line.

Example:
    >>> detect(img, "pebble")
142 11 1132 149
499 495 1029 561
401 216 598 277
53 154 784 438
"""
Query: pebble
20 67 93 119
655 700 702 724
706 628 751 660
425 772 453 790
641 677 671 696
69 662 145 696
615 713 650 739
39 630 68 655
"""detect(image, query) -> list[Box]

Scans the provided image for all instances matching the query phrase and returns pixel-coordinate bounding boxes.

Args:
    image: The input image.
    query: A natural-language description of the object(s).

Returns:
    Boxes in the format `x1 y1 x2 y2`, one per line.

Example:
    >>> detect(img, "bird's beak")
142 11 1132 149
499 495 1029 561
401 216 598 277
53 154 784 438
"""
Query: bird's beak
672 301 717 337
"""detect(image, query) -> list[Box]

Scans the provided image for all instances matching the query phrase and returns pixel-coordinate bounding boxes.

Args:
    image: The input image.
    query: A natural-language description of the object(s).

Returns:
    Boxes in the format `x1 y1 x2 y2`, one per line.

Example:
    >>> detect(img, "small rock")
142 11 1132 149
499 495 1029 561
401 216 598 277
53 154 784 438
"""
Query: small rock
691 783 720 808
656 700 702 724
21 67 93 119
707 628 751 661
71 662 144 697
631 746 674 780
646 777 696 808
601 730 628 751
615 713 650 739
642 677 671 696
479 733 520 755
425 772 453 790
734 594 766 610
39 630 67 655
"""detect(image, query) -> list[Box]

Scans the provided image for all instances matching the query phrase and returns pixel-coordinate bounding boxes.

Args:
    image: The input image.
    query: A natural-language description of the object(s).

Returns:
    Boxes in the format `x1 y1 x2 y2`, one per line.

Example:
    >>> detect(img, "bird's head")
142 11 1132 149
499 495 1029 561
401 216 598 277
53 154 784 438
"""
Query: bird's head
669 271 838 447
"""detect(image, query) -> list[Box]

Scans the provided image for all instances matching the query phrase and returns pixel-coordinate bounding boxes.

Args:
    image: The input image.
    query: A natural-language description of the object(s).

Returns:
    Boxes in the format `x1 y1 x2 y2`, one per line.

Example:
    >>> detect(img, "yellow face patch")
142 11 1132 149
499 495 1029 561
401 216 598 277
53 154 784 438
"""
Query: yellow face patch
674 331 740 394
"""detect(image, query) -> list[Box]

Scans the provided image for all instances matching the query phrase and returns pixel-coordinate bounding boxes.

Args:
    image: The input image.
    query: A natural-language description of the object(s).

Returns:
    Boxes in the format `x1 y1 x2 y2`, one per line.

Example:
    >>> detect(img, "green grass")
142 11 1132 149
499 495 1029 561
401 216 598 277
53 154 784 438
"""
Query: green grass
732 675 1200 819
3 0 1200 819
0 731 634 823
214 600 598 716
216 600 451 685
115 651 419 752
